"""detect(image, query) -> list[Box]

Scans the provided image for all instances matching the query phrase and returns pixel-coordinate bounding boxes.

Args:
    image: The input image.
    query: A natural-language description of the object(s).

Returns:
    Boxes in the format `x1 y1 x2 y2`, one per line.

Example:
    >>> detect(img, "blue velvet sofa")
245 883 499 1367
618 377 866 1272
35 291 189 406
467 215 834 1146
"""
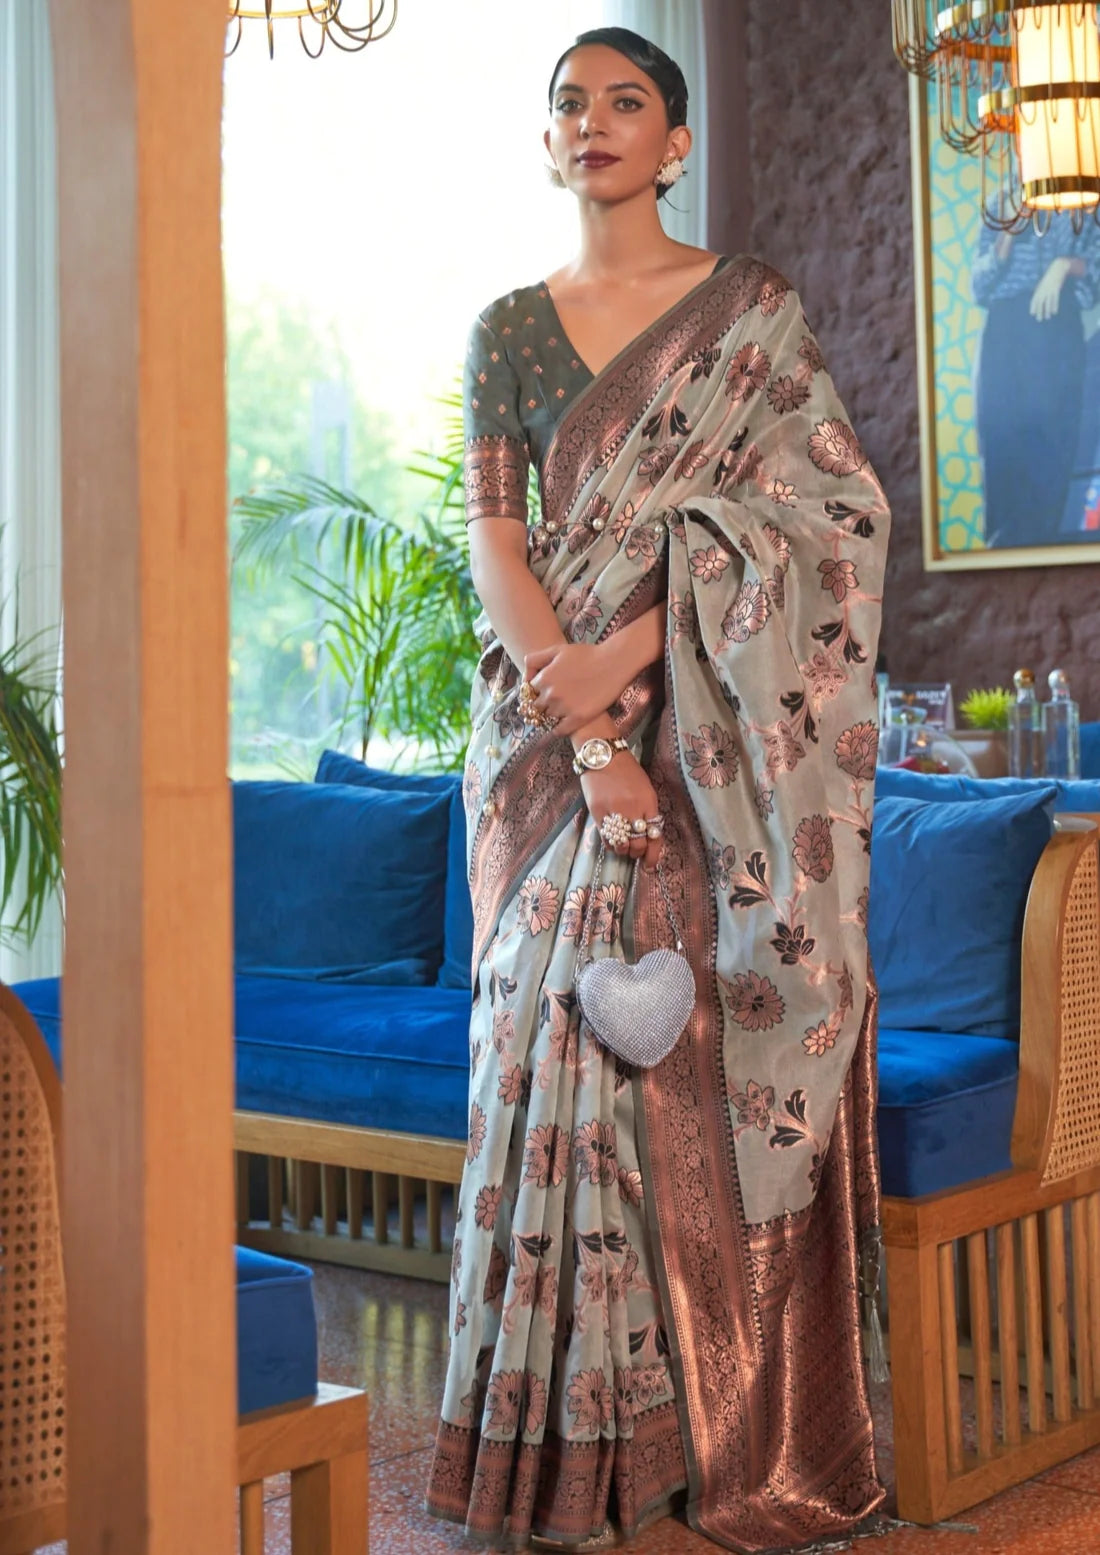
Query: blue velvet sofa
15 748 1089 1219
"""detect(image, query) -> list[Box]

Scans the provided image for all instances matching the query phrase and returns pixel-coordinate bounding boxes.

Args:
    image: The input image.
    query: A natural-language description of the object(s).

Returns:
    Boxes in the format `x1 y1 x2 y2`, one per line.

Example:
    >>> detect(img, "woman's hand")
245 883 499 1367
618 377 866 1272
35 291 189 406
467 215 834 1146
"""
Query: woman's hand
523 641 624 737
1030 256 1072 321
580 754 664 872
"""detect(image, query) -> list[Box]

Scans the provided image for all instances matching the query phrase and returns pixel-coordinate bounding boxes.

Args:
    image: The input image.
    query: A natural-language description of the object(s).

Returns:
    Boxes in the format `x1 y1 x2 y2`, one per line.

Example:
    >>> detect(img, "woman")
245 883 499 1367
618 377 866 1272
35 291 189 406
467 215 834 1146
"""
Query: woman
426 27 891 1553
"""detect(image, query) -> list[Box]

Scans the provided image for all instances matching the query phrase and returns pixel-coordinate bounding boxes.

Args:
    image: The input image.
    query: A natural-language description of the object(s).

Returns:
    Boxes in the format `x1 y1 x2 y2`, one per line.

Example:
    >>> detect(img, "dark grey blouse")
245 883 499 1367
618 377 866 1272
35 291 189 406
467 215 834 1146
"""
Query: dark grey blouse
462 258 731 524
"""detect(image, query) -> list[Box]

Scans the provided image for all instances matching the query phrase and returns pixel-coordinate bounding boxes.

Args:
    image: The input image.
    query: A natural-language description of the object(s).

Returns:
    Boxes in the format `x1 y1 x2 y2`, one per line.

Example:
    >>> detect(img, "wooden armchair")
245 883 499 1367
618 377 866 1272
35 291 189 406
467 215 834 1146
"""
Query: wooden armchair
0 983 368 1555
883 816 1100 1522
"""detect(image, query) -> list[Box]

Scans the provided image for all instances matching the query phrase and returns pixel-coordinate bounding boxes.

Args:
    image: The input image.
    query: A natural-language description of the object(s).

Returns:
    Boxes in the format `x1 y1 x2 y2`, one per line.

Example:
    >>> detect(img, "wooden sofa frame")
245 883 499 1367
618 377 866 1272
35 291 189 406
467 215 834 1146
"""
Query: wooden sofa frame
232 818 1100 1524
883 816 1100 1522
0 985 369 1555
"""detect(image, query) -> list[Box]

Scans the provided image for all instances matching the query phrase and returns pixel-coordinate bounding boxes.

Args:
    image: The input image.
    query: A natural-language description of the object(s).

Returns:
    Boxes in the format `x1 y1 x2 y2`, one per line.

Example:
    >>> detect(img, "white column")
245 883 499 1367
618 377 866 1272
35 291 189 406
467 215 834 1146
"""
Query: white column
0 0 64 984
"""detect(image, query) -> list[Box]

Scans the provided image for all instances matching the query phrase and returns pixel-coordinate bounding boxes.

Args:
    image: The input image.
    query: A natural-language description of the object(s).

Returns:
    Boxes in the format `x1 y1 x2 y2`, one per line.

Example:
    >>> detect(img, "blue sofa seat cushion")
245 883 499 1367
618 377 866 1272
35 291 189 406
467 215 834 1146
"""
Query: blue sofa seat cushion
13 974 472 1140
877 1028 1018 1198
314 750 473 990
236 1245 319 1416
869 788 1055 1040
234 974 470 1138
233 779 452 985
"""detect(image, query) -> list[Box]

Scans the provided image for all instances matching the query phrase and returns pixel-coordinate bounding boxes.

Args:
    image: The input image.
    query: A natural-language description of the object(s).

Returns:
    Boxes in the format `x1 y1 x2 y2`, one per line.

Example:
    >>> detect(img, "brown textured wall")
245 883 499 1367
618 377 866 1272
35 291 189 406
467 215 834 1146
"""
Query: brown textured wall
739 0 1100 715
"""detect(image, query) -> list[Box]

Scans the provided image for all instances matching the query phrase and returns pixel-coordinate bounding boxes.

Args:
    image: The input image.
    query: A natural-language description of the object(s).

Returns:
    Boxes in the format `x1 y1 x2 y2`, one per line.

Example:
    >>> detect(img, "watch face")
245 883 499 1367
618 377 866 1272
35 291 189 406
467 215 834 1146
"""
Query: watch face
582 738 613 769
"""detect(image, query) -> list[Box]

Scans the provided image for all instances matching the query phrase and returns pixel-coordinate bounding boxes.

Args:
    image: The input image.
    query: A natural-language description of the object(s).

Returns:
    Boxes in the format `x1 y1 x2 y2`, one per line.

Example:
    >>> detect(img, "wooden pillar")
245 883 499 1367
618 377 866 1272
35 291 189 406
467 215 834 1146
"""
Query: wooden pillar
51 3 235 1553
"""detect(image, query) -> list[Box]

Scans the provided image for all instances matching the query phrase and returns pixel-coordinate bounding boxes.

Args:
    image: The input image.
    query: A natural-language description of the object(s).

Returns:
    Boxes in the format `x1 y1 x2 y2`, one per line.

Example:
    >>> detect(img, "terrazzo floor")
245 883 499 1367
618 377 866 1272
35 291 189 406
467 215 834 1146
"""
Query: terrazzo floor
40 1260 1100 1552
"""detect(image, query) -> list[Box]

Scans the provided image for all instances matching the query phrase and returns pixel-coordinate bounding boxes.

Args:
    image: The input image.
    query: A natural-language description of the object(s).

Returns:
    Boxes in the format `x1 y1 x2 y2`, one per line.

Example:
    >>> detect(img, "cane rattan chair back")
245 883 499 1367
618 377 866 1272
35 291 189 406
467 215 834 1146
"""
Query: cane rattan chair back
0 983 66 1553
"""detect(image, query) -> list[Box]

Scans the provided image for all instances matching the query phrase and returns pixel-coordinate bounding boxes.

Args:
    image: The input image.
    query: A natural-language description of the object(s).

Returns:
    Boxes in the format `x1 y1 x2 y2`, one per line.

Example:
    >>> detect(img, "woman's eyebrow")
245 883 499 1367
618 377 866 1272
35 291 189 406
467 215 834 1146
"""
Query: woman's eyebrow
554 80 652 96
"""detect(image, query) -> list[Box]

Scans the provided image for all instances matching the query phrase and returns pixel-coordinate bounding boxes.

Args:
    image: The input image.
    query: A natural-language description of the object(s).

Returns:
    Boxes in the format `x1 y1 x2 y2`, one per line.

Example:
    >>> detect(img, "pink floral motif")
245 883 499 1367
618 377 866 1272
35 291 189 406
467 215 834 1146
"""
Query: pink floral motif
755 777 775 819
721 580 771 644
835 721 878 781
467 1102 486 1162
592 882 625 945
768 479 796 506
715 441 763 493
536 1264 558 1319
793 815 834 883
492 1009 516 1055
757 280 789 316
763 523 792 570
763 719 806 777
498 1064 524 1104
856 886 870 929
801 650 846 703
566 1368 614 1435
799 334 827 374
613 1368 635 1431
684 723 739 789
632 1363 669 1408
808 418 867 478
485 1368 525 1434
676 439 710 479
516 875 560 935
689 545 730 583
524 1370 548 1435
803 1018 840 1057
580 493 611 530
819 558 859 602
617 1167 644 1209
484 1242 508 1307
611 502 636 543
766 374 811 415
625 526 660 563
637 442 678 485
453 1299 467 1334
574 1120 618 1186
731 1078 776 1130
725 343 771 402
669 591 698 648
724 970 785 1032
523 1122 569 1188
561 886 589 941
474 1183 503 1230
462 762 482 818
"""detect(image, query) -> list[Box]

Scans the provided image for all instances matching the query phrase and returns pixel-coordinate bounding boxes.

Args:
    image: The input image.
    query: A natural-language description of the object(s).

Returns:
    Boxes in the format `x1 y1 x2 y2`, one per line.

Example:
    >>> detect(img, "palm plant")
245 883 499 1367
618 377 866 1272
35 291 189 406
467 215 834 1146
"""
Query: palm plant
0 608 63 949
233 464 479 770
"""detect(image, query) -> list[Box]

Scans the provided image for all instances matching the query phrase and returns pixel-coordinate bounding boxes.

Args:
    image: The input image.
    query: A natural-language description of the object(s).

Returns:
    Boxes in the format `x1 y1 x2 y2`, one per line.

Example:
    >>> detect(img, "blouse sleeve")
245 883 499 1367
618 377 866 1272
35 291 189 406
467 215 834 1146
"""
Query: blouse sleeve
463 314 531 524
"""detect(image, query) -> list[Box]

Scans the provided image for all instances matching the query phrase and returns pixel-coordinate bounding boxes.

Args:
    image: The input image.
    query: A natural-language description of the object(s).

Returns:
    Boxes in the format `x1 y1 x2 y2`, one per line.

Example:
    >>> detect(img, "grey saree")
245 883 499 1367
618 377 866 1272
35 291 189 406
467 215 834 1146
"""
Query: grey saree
425 254 891 1553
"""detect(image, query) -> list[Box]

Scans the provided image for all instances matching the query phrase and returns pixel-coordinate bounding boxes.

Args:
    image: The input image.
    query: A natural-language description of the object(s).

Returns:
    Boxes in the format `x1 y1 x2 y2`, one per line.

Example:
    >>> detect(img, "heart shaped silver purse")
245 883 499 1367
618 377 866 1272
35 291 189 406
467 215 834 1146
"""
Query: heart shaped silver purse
574 838 696 1069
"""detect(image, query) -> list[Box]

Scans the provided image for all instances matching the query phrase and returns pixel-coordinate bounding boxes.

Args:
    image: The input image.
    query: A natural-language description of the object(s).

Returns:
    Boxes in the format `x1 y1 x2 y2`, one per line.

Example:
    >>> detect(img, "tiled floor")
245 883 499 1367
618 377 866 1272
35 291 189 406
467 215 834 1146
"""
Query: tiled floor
41 1260 1100 1551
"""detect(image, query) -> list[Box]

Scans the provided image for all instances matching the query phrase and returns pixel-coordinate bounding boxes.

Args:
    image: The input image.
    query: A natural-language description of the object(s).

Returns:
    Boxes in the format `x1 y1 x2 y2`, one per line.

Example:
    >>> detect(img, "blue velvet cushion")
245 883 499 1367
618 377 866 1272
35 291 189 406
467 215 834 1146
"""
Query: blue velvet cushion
233 974 470 1137
875 765 1100 813
314 749 474 990
12 973 471 1139
233 779 451 985
869 789 1056 1040
236 1246 318 1415
877 1028 1018 1197
1081 722 1100 780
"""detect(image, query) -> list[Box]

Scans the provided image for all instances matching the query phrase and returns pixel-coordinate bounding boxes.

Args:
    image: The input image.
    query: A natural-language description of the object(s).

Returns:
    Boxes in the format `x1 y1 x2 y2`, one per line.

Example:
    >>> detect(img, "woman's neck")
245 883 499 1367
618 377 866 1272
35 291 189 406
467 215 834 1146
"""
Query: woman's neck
569 193 686 285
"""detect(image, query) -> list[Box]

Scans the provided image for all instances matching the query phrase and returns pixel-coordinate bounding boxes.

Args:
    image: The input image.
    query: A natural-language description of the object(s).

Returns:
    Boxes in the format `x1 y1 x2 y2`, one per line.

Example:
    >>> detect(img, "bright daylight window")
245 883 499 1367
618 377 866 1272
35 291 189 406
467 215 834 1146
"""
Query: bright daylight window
222 0 613 778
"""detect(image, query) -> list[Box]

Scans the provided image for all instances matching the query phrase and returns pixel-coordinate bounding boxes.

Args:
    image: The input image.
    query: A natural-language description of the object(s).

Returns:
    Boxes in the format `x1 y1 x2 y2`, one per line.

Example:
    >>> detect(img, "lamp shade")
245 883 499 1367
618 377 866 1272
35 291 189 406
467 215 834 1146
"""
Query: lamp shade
1012 4 1100 209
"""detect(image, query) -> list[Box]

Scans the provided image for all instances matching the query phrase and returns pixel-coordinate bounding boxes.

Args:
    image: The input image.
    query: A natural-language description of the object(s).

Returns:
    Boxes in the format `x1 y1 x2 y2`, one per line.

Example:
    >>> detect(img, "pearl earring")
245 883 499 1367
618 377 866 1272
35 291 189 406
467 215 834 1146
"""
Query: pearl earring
655 156 685 187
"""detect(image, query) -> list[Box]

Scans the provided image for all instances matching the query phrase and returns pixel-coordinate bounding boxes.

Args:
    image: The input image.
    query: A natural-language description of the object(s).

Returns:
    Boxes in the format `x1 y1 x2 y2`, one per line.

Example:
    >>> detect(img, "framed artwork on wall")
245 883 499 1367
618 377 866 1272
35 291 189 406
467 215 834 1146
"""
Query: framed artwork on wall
910 74 1100 571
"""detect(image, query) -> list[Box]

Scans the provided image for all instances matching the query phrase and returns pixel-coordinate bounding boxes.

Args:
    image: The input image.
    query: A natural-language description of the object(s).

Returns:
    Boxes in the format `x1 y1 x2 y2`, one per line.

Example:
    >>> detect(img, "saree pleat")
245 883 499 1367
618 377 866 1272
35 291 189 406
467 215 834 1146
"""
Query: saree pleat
427 255 890 1552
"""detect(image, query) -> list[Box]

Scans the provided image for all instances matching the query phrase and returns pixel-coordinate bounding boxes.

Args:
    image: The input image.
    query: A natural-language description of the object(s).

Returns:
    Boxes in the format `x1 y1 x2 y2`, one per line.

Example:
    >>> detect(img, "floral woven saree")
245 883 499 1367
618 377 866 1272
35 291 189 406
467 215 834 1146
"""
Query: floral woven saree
426 256 891 1553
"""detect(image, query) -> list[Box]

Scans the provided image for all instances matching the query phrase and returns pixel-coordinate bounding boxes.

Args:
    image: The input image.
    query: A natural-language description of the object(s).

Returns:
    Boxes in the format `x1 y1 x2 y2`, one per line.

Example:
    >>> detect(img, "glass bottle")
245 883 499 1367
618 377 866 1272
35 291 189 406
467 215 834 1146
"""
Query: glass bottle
1008 668 1043 779
1044 667 1080 780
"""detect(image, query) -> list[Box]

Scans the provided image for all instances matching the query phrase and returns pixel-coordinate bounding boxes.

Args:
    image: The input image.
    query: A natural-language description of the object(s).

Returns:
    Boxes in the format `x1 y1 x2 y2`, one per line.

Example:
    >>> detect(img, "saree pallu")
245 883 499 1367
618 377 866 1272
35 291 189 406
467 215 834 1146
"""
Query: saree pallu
426 257 891 1553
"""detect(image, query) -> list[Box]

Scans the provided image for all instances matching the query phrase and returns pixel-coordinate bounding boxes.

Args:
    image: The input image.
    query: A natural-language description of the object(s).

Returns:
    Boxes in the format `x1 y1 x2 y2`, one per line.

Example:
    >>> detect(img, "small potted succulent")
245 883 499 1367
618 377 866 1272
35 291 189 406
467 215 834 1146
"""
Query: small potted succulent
952 687 1012 777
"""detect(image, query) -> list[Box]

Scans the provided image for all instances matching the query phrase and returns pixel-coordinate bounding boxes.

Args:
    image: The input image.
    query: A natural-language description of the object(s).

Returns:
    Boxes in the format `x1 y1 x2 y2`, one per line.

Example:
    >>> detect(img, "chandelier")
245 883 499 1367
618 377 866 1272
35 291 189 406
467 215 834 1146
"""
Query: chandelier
226 0 398 59
893 1 1100 229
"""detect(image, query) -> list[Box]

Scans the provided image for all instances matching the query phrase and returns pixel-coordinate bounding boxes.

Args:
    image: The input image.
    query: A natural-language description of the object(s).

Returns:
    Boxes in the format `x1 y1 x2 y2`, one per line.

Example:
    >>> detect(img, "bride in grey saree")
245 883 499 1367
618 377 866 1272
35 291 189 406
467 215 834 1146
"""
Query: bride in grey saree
425 241 891 1553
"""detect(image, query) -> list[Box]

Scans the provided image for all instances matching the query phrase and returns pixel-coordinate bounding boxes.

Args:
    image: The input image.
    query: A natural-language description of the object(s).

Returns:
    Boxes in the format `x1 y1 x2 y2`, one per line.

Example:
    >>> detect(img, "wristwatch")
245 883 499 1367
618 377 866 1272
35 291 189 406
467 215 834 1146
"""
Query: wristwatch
572 736 630 776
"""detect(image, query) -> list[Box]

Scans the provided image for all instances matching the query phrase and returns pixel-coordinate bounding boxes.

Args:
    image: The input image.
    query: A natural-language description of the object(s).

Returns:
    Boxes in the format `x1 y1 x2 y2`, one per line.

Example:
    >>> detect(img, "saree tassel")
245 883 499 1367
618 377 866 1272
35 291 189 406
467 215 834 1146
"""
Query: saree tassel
859 1224 890 1383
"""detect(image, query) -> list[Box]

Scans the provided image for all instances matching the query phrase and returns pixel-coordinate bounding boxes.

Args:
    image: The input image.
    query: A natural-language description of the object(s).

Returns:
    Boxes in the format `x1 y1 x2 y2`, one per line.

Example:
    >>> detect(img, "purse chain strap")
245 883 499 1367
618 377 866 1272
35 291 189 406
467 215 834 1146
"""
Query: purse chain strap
573 836 686 983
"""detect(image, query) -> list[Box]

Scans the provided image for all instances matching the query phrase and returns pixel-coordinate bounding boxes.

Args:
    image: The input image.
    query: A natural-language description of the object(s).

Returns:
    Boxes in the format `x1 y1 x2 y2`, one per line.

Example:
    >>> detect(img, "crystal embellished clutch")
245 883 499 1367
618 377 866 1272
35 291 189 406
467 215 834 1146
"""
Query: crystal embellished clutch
574 838 696 1069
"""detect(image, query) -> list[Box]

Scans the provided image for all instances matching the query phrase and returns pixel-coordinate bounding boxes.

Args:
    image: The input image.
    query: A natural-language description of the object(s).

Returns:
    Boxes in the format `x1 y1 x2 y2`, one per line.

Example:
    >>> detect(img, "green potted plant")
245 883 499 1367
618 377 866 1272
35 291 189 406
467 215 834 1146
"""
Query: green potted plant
953 686 1012 777
0 609 63 952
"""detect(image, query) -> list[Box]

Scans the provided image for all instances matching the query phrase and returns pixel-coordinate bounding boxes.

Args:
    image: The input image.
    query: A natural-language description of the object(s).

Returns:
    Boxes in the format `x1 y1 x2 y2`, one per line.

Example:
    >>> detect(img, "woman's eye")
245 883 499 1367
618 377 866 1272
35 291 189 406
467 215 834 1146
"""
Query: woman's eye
615 97 643 110
555 98 581 113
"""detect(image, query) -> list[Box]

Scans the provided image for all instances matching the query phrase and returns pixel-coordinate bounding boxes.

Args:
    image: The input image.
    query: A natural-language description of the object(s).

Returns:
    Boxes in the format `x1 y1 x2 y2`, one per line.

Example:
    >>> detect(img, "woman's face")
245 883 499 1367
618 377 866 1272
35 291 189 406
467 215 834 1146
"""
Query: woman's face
544 44 690 203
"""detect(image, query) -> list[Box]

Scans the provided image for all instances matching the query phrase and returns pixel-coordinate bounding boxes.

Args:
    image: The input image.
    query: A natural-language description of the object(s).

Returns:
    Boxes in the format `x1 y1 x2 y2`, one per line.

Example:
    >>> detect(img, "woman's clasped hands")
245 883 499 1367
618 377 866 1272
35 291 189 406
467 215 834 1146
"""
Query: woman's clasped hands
522 642 664 870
